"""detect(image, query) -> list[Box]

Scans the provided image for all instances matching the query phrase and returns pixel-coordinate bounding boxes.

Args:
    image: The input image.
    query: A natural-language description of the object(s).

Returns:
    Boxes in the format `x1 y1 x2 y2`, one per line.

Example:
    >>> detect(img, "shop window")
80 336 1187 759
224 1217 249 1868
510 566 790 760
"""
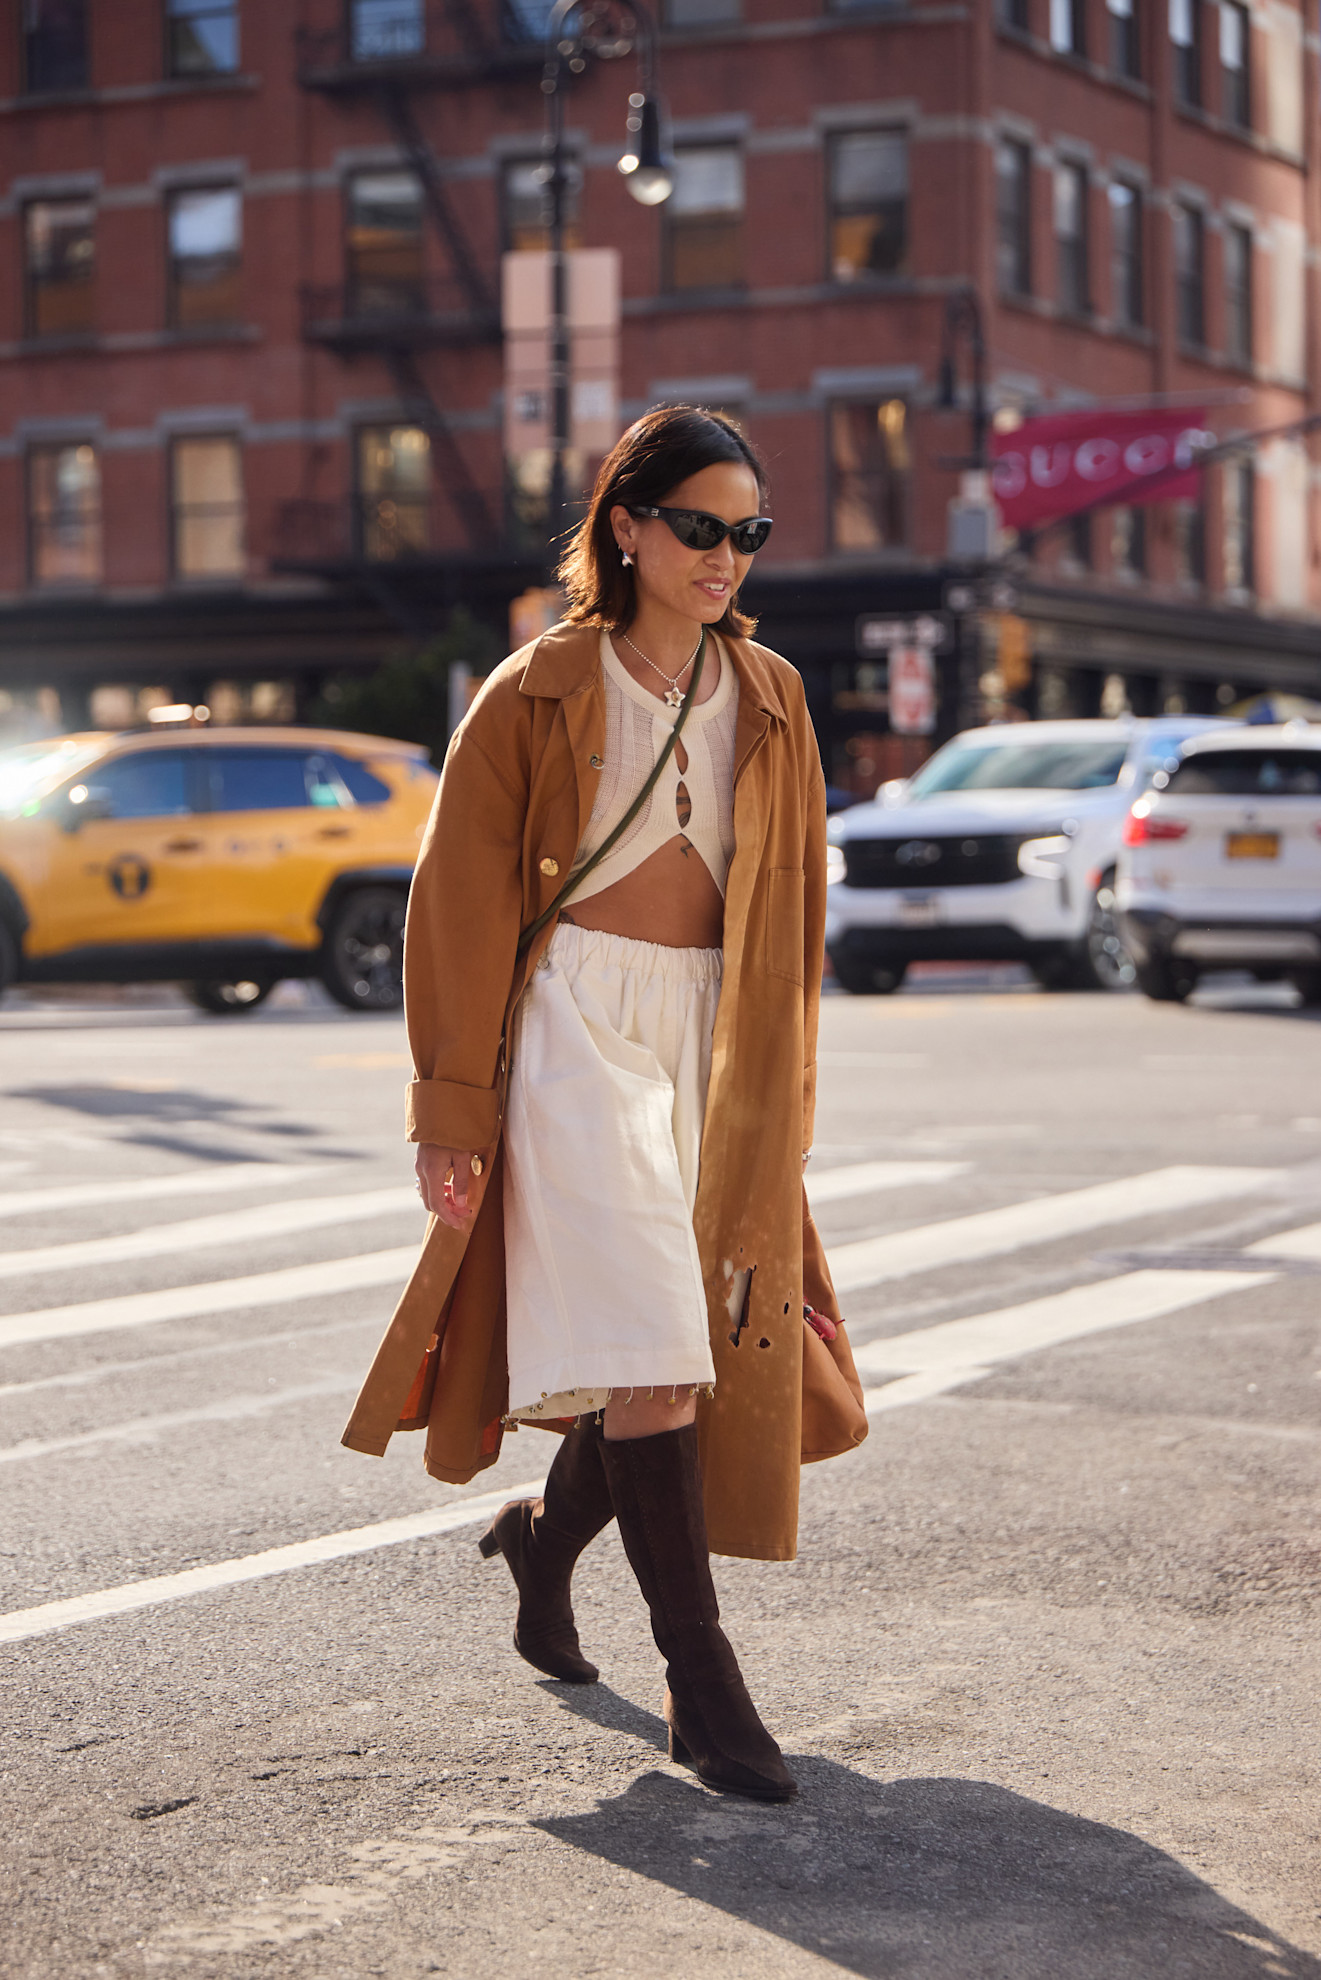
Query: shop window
1108 180 1143 328
1220 0 1249 126
25 198 95 338
28 443 101 587
168 185 241 328
502 157 581 253
350 0 424 58
995 139 1032 298
1173 498 1205 585
23 0 87 94
829 400 910 552
166 0 239 77
828 131 907 283
1107 0 1141 76
666 146 744 292
1222 459 1254 593
357 426 431 560
346 171 424 314
171 436 245 579
1173 202 1204 346
1224 221 1251 367
1111 505 1147 576
1054 161 1089 315
1049 0 1085 54
1170 0 1201 106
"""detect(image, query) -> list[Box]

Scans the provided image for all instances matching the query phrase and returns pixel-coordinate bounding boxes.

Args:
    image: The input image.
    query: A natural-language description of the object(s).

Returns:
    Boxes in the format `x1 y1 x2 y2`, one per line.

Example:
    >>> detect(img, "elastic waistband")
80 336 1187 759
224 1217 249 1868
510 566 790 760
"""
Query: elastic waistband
546 920 723 984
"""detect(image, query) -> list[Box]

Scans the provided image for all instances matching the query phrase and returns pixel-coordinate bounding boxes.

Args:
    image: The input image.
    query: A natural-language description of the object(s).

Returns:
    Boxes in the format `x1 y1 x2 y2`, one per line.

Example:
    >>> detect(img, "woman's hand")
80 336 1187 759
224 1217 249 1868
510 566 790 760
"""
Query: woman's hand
415 1144 484 1231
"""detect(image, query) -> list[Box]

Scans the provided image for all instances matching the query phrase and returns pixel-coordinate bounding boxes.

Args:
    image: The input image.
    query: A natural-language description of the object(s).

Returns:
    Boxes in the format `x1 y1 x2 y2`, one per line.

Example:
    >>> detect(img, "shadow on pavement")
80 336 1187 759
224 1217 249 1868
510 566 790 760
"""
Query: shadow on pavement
539 1688 1317 1979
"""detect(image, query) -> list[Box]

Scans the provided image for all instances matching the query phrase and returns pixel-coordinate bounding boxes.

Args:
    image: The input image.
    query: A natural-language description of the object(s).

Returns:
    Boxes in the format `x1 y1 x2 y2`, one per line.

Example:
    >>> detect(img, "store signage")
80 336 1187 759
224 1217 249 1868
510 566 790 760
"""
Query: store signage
856 615 943 656
991 406 1212 528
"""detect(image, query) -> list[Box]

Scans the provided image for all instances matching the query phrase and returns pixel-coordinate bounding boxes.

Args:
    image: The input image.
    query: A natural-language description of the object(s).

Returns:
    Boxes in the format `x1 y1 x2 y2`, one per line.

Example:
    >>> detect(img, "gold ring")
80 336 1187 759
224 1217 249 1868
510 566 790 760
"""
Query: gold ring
470 1154 484 1178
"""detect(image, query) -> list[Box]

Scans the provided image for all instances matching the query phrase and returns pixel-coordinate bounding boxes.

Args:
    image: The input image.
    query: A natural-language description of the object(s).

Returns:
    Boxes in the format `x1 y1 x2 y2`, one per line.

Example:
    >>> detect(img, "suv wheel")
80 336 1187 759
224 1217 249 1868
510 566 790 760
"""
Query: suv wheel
186 978 275 1015
322 887 406 1012
1289 969 1321 1007
1134 955 1197 1003
831 955 907 995
1078 872 1136 991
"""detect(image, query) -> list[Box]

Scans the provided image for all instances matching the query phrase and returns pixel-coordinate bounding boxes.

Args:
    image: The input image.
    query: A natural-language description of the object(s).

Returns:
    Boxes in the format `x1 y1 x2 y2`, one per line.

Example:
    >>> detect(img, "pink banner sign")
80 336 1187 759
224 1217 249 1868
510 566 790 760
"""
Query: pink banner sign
991 407 1212 529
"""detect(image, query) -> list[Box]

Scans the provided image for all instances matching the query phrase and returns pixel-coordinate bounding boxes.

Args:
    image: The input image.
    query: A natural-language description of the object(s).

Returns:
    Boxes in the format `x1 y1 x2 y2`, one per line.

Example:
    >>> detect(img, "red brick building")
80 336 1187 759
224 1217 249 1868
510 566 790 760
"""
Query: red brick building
0 0 1317 785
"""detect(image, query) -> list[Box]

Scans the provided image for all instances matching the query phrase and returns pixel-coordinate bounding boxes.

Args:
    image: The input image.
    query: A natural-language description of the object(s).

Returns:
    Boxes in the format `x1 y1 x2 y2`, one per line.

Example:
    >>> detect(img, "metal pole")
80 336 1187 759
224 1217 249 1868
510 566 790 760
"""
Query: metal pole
546 77 570 554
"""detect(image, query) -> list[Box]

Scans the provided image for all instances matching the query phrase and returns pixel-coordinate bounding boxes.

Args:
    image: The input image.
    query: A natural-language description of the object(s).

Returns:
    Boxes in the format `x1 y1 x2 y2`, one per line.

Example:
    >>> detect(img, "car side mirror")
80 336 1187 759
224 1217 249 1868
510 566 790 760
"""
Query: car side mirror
60 785 115 832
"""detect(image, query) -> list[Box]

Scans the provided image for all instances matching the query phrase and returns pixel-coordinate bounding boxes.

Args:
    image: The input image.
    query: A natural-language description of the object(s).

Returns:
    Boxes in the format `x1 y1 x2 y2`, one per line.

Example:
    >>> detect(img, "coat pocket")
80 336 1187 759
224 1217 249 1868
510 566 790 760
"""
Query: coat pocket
765 866 804 984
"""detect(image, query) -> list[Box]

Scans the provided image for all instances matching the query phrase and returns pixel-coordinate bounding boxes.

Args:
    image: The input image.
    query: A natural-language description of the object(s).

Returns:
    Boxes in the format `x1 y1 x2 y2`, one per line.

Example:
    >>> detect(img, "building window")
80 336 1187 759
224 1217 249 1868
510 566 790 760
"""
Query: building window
167 186 241 329
1173 202 1204 345
23 0 87 93
1170 0 1201 106
996 139 1032 297
1108 180 1143 328
1224 220 1252 366
1107 0 1141 77
1111 505 1147 576
1220 0 1249 127
1063 508 1093 569
1173 498 1205 584
664 0 740 23
165 0 239 77
350 0 424 59
171 436 244 579
666 145 744 292
503 158 582 253
1222 458 1254 592
25 198 95 338
828 131 908 283
1049 0 1086 54
828 400 910 552
28 443 101 587
357 426 431 560
346 171 424 314
504 0 556 41
1054 162 1089 315
998 0 1030 28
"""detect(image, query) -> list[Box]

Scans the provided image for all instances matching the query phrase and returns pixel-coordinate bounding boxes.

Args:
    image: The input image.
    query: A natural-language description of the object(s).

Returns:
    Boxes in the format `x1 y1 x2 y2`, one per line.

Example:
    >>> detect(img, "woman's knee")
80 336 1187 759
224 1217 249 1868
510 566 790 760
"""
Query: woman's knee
603 1386 700 1441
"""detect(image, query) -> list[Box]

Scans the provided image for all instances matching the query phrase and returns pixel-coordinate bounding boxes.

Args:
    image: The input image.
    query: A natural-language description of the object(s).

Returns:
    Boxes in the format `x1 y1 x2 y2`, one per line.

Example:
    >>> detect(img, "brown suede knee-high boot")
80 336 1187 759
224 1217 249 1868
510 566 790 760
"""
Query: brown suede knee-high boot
478 1415 614 1683
599 1423 797 1803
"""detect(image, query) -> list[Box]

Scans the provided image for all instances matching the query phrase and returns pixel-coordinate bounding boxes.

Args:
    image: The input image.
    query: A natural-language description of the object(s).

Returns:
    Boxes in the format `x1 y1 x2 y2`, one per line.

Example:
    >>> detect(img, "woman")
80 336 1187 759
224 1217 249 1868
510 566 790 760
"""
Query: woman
342 406 867 1805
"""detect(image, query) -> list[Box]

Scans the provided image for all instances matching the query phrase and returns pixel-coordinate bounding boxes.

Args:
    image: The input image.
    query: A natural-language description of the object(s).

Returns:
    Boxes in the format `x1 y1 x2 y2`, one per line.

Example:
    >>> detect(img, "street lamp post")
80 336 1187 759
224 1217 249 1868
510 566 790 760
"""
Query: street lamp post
541 0 672 553
937 283 997 562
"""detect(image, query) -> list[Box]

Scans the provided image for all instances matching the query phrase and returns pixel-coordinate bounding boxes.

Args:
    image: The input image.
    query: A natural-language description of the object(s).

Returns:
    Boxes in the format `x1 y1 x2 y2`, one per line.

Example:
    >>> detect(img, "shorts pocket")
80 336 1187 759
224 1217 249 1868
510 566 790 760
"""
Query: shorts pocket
765 866 804 984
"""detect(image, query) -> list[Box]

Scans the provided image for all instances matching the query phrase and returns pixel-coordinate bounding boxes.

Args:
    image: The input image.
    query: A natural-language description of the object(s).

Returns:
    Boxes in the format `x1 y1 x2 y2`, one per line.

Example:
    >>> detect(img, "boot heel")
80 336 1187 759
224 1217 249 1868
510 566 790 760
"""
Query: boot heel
668 1727 694 1770
477 1526 500 1561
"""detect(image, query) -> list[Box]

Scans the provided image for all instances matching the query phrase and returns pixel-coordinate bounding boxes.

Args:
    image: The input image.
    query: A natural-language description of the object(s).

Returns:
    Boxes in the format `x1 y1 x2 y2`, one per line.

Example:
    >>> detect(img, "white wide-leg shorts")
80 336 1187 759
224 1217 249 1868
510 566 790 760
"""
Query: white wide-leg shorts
502 921 722 1422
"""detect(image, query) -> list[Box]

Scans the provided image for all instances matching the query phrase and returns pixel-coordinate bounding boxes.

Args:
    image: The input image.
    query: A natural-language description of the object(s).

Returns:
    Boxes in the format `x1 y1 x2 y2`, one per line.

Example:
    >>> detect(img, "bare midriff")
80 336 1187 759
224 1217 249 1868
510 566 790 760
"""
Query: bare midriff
559 830 725 950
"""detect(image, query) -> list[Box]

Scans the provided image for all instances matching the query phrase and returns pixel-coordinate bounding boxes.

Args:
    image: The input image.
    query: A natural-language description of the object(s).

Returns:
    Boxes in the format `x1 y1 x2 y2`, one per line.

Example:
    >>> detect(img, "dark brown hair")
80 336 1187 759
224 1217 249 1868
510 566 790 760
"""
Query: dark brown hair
558 404 769 639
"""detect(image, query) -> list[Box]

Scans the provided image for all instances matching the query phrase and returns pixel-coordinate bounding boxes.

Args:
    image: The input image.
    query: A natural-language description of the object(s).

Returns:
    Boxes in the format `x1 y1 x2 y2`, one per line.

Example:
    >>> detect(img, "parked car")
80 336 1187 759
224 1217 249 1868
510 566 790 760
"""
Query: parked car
1116 724 1321 1004
0 725 438 1012
824 717 1224 994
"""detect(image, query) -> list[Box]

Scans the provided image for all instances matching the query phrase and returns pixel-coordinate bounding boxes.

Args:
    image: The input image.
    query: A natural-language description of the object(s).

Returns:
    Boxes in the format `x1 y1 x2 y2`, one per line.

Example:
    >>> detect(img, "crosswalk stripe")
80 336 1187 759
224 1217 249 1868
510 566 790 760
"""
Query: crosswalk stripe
0 1187 421 1282
806 1159 970 1207
0 1162 324 1222
827 1165 1279 1293
1248 1220 1321 1260
0 1247 418 1353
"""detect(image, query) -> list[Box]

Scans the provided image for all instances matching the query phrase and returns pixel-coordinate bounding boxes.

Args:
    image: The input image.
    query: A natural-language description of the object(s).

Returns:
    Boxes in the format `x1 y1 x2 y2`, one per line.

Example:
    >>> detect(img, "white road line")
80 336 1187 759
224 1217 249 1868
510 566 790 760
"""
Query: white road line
827 1165 1279 1293
1247 1221 1321 1260
0 1162 324 1222
0 1480 547 1646
0 1187 421 1281
806 1159 970 1207
0 1247 417 1353
0 1376 360 1466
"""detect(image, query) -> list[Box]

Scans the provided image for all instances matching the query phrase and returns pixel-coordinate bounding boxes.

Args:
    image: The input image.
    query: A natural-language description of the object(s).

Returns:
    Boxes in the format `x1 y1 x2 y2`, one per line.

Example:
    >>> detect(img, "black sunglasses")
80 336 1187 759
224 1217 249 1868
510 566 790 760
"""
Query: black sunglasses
628 505 773 555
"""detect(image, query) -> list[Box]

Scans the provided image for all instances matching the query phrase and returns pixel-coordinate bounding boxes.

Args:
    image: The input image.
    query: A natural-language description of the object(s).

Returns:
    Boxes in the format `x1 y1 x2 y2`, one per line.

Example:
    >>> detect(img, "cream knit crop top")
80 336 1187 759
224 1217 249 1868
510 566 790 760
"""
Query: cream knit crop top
568 629 739 903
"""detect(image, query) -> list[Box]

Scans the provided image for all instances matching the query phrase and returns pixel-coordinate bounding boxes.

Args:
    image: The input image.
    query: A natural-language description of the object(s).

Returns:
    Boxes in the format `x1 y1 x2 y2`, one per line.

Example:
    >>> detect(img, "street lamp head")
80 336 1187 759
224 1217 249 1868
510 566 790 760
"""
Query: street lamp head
618 94 673 205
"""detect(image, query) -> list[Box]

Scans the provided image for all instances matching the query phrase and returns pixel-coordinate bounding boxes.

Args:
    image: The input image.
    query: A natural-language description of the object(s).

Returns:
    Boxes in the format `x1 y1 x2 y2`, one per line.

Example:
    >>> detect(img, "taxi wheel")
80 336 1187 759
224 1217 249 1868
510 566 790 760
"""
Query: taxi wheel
322 887 406 1012
186 978 275 1016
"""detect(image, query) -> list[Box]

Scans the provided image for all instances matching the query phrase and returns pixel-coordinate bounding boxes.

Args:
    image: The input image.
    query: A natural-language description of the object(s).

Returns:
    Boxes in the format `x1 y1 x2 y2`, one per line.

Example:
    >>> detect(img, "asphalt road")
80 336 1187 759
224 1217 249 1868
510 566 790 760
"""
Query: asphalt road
1 968 1318 1980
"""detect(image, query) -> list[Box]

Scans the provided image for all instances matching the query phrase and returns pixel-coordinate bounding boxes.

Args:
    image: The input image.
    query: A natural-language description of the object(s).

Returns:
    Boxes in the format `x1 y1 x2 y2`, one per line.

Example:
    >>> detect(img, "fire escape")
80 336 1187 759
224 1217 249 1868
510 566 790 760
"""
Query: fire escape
278 1 549 631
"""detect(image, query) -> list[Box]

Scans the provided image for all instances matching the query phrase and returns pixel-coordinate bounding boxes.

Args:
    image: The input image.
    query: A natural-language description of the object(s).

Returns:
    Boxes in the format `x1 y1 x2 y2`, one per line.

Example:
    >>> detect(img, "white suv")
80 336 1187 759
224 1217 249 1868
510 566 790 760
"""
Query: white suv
1116 725 1321 1003
825 717 1223 994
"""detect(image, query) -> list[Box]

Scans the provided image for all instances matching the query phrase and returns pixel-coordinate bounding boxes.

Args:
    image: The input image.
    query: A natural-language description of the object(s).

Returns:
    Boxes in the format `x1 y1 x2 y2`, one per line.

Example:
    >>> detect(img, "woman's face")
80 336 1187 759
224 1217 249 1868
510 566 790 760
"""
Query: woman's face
611 461 765 626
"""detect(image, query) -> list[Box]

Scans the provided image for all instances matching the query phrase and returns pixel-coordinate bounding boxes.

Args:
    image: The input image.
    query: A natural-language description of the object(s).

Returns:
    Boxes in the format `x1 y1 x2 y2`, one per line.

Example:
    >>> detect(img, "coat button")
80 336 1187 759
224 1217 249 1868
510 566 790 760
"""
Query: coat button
539 856 560 877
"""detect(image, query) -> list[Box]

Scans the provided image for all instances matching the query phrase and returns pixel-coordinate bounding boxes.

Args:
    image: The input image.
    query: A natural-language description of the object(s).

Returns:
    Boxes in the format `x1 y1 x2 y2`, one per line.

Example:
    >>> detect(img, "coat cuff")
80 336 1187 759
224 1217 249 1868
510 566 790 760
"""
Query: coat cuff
406 1078 500 1148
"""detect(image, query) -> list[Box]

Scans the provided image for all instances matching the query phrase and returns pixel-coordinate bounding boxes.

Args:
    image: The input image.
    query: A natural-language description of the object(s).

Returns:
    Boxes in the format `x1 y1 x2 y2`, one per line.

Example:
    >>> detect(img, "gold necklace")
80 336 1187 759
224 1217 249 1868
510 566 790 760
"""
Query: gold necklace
620 629 704 710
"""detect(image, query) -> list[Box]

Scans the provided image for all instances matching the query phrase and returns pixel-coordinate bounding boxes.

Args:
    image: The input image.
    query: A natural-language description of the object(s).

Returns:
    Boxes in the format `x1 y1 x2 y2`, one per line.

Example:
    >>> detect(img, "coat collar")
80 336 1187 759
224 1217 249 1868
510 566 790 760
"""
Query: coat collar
520 619 788 726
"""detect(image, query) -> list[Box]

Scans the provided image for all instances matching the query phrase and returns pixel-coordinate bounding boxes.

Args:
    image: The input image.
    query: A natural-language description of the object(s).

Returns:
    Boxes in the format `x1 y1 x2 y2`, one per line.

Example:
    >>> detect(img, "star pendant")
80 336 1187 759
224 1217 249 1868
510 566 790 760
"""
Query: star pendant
664 686 684 710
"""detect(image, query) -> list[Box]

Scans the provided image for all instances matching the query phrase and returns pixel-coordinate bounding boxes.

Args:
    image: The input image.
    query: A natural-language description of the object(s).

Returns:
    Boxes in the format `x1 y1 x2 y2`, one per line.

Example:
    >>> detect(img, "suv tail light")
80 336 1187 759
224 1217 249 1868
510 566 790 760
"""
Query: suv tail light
1123 808 1189 846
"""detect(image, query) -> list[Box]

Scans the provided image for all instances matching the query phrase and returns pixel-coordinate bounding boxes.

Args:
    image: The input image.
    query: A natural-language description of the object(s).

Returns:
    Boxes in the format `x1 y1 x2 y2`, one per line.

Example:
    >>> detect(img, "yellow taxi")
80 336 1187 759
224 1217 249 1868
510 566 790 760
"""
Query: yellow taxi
0 724 438 1013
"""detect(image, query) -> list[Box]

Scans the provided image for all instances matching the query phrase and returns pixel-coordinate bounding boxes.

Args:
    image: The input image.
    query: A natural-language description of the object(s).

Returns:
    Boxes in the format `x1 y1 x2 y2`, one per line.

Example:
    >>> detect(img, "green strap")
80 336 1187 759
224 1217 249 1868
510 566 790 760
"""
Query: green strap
515 630 707 958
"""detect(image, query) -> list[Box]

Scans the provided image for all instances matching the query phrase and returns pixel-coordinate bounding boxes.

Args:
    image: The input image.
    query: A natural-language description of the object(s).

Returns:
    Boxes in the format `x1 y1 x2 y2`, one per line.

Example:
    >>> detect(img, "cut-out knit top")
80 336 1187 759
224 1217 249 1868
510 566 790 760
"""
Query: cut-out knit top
568 629 739 903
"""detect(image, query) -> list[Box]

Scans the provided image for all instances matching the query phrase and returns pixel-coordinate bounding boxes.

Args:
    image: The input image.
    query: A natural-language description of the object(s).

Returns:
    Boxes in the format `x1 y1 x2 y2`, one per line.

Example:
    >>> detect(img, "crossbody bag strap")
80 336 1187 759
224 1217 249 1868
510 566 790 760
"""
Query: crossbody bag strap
515 629 707 958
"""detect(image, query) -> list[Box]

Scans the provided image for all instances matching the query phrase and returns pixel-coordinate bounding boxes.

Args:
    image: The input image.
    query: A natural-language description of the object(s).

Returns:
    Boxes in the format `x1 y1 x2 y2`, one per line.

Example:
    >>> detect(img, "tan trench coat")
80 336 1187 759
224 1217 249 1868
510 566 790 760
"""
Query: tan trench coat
341 621 867 1560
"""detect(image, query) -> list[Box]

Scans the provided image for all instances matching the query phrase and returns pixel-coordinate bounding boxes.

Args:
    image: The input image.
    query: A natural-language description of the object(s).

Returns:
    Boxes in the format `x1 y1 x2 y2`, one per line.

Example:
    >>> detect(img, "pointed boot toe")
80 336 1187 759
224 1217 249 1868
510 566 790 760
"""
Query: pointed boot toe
479 1473 604 1685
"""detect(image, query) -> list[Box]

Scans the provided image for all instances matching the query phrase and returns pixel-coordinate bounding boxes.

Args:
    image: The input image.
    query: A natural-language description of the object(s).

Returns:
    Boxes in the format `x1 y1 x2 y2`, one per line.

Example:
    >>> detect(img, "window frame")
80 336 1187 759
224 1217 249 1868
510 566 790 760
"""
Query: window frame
165 182 243 331
1054 159 1090 317
1108 178 1144 329
995 137 1033 299
826 127 909 286
1049 0 1086 56
1219 0 1250 128
1223 219 1252 368
169 433 246 583
664 142 746 295
501 154 582 255
1170 0 1202 107
826 397 912 556
344 168 426 315
24 195 96 340
26 440 103 590
1107 0 1141 78
1173 201 1205 347
164 0 240 81
23 0 89 95
1221 457 1255 594
354 423 433 562
349 0 426 61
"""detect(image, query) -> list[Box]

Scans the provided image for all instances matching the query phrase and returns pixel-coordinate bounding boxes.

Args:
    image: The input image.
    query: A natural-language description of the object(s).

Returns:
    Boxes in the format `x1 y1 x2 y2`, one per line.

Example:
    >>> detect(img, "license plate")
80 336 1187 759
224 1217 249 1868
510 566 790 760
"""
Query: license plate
1226 832 1280 859
898 895 942 926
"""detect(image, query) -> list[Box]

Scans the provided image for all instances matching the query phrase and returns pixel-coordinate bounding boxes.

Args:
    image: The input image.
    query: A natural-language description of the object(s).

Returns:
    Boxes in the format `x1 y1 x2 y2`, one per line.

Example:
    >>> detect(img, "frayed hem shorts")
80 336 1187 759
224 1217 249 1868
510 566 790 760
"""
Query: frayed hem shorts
502 921 722 1422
